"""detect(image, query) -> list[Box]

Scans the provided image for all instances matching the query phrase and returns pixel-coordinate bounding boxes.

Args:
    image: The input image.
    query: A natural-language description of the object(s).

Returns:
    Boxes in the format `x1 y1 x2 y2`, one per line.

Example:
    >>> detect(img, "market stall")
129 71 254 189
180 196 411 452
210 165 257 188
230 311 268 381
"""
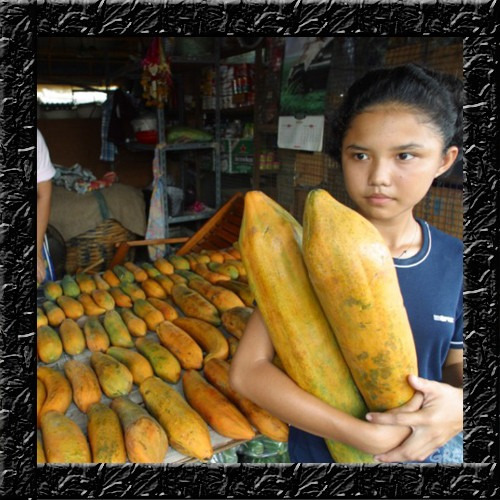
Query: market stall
37 36 464 466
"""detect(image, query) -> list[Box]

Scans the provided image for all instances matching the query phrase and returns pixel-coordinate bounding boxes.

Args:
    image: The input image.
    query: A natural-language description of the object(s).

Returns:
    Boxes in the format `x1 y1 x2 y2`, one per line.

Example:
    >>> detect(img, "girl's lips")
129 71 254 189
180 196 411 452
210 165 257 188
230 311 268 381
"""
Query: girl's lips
365 194 393 205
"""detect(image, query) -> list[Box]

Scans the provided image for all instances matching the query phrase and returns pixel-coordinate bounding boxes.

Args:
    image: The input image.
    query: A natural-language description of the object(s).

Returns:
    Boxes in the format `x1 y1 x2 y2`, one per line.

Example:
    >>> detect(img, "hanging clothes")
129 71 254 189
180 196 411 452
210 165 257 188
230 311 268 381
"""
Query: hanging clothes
145 147 167 261
100 93 118 162
108 88 139 146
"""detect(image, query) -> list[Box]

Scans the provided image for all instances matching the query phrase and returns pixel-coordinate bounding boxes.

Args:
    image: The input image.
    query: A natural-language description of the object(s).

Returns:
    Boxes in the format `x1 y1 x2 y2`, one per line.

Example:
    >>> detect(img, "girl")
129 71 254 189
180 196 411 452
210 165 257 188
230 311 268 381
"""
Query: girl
230 63 463 463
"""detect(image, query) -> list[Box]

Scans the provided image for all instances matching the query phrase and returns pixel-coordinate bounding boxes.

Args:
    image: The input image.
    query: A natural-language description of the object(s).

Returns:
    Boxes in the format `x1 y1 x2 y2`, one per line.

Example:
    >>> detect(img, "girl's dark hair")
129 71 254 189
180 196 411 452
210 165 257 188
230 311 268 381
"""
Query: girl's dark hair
329 63 463 164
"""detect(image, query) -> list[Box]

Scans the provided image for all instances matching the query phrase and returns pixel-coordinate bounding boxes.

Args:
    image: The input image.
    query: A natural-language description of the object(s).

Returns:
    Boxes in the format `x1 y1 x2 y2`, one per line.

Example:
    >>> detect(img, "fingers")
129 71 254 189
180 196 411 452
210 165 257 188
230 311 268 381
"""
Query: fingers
397 390 425 412
366 410 422 427
366 391 424 423
407 374 430 391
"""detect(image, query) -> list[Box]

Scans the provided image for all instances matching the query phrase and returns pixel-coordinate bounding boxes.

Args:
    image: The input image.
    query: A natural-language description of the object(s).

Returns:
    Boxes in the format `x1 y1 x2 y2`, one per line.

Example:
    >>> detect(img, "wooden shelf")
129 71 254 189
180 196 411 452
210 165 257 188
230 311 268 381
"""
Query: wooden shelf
204 106 255 116
127 141 216 153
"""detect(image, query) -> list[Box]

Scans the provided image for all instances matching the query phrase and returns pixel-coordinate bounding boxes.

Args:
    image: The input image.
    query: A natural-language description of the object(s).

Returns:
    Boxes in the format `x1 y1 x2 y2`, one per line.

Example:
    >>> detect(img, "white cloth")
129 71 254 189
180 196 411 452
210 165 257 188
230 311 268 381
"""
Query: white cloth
37 129 56 183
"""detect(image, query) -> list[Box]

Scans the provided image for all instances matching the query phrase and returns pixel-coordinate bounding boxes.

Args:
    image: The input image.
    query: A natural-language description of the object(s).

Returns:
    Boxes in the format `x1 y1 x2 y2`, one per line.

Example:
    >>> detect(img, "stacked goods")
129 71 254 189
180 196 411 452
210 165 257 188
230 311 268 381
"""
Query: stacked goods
78 293 107 316
171 284 221 325
36 241 293 464
75 273 96 294
239 190 419 462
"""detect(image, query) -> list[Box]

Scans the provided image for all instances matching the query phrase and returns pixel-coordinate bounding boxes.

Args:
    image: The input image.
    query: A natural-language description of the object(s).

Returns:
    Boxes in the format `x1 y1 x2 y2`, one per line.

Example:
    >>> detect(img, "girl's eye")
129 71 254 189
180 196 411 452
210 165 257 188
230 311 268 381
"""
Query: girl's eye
398 152 415 161
354 152 369 160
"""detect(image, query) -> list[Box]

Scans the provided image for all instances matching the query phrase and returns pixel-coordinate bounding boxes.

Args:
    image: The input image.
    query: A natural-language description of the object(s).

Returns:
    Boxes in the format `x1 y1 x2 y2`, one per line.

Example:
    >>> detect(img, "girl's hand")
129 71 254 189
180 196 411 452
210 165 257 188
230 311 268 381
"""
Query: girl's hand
366 374 463 462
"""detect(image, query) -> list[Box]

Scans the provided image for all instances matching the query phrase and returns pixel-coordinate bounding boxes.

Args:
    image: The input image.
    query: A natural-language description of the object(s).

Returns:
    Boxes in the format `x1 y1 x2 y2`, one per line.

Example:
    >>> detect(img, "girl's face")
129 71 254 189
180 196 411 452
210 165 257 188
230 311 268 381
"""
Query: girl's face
341 105 458 225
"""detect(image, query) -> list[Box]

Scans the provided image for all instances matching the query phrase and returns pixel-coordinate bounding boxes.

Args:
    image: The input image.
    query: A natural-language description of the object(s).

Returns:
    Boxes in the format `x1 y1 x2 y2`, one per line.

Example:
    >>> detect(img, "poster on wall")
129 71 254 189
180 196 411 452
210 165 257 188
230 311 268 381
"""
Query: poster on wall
278 37 334 152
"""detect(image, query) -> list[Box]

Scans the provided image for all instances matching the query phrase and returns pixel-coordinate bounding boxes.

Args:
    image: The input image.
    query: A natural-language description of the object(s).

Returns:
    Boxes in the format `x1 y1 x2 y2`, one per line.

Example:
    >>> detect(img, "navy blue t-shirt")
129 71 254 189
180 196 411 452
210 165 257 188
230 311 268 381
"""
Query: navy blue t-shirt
288 219 463 463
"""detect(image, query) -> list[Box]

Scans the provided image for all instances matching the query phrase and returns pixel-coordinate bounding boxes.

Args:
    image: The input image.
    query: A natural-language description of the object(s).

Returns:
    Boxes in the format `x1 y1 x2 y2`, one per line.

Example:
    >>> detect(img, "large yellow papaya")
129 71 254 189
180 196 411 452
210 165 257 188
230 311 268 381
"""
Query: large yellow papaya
139 376 213 461
41 411 91 463
110 396 168 463
37 325 63 364
302 189 418 411
239 190 372 463
87 402 127 463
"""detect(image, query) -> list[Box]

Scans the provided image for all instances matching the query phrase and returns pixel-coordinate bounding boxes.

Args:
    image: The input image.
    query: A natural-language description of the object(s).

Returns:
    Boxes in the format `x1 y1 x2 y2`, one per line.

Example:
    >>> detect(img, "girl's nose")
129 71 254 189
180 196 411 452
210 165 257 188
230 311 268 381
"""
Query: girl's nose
368 158 392 187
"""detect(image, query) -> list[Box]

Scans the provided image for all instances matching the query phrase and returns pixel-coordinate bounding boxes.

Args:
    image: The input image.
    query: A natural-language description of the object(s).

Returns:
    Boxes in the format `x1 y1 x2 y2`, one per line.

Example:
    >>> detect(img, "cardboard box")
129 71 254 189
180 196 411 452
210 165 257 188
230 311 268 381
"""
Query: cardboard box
221 138 254 174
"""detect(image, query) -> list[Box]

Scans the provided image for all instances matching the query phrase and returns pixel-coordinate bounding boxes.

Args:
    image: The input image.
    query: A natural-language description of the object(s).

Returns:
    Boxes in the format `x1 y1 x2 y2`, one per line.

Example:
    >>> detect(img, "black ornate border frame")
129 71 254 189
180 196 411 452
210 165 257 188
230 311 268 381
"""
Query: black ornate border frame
0 1 497 498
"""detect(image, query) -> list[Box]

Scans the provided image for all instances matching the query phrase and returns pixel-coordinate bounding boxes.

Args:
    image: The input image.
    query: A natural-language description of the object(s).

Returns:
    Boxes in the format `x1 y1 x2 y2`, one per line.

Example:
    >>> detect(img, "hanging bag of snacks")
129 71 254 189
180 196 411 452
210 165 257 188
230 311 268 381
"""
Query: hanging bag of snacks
141 37 173 108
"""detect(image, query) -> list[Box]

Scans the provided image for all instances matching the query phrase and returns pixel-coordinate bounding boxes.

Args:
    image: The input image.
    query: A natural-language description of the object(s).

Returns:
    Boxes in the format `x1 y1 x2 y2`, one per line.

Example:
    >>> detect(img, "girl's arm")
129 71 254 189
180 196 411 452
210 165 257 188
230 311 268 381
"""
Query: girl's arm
229 309 411 456
37 180 52 283
366 349 463 462
441 348 463 388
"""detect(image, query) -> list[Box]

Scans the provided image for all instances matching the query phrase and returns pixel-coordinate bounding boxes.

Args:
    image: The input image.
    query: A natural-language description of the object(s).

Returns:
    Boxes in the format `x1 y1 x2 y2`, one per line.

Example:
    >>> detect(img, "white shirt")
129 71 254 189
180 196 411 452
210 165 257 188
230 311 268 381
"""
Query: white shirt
37 129 55 183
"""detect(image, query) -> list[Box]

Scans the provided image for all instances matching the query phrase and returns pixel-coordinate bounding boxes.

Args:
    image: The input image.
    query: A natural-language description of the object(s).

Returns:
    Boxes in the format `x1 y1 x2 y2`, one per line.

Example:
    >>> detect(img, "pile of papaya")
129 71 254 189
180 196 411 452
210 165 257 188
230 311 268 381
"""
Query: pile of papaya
37 243 288 464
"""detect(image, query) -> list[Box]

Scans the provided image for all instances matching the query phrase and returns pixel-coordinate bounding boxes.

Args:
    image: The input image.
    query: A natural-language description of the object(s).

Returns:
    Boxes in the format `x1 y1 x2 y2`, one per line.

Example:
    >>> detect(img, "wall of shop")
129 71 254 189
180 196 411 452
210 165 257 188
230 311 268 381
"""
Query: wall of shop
38 116 154 189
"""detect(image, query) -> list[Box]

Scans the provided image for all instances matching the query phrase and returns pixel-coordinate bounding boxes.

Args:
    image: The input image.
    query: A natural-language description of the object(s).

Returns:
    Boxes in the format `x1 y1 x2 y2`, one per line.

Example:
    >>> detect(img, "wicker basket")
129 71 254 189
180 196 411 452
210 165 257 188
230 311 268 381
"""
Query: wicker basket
65 219 136 274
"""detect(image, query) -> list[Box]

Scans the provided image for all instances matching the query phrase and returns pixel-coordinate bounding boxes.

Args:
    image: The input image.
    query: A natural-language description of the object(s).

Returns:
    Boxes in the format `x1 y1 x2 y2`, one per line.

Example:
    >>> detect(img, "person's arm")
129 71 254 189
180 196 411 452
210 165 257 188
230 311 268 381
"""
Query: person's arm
229 309 412 456
366 349 463 462
37 179 52 283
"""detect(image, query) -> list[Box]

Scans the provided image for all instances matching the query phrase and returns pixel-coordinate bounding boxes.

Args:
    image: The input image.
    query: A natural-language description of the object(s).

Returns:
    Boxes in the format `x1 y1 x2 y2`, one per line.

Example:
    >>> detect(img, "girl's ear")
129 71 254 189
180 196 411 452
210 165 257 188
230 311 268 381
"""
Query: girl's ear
435 146 460 178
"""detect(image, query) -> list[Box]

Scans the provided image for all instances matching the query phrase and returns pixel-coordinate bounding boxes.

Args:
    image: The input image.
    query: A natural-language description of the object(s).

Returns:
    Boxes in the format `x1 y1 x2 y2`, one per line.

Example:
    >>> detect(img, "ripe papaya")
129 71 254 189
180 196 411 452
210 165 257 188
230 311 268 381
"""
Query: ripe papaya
110 396 168 463
37 325 63 364
139 376 213 461
239 190 372 463
302 189 418 411
87 402 127 463
90 351 133 399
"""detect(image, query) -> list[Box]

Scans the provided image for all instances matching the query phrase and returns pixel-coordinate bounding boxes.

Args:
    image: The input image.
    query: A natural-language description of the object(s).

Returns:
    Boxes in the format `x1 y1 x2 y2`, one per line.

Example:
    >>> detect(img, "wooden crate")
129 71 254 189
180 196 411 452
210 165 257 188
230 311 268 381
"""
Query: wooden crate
109 192 245 267
176 192 245 255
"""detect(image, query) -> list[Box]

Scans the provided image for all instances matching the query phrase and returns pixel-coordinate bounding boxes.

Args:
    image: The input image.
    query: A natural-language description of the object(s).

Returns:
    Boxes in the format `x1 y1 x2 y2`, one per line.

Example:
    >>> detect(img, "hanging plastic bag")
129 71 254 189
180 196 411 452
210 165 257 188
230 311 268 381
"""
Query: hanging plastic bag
145 148 166 261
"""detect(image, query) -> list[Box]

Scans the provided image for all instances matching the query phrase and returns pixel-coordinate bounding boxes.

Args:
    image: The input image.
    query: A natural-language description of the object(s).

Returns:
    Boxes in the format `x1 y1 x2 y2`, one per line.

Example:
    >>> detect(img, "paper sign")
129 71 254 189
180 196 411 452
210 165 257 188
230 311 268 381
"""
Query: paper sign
277 115 325 152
